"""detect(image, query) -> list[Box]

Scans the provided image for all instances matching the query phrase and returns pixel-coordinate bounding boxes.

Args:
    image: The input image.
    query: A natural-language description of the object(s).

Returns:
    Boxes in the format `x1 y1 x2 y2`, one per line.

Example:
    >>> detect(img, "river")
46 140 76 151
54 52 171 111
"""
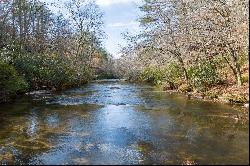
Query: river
0 79 248 164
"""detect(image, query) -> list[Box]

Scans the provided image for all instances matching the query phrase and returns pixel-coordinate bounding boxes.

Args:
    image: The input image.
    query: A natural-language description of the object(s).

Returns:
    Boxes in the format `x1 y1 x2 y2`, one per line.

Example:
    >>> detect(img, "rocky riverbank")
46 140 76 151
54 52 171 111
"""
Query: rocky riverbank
158 81 249 110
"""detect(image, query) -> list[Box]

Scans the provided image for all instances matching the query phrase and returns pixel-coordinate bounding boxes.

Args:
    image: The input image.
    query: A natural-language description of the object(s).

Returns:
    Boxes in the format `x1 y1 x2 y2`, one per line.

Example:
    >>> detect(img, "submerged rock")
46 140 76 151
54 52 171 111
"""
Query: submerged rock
110 87 121 89
26 90 51 95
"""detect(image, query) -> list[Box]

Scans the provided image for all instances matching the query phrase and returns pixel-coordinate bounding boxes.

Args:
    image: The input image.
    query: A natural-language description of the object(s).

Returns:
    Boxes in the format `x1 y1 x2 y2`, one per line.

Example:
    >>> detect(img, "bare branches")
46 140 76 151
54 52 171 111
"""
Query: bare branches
119 0 248 87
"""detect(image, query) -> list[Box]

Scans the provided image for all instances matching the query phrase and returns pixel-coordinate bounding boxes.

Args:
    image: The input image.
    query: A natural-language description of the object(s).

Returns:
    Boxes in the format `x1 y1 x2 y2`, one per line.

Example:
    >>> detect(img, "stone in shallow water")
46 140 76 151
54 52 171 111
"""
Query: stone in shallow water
72 157 89 164
244 103 249 108
26 90 51 95
110 87 121 89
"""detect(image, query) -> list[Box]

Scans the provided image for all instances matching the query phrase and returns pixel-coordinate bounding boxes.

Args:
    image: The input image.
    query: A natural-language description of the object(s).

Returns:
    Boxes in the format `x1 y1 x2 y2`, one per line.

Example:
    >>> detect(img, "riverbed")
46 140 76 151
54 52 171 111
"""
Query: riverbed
0 79 248 164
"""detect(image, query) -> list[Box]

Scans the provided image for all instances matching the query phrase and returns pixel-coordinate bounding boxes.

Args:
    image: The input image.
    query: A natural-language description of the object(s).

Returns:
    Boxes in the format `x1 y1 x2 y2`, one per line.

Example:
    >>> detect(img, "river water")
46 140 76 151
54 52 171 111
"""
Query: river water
0 79 248 164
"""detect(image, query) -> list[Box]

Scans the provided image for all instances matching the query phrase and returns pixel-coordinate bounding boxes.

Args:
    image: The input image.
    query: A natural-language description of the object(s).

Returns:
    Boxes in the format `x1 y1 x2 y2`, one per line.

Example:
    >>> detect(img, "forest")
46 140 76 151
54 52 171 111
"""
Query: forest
114 0 249 105
0 0 113 102
0 0 249 105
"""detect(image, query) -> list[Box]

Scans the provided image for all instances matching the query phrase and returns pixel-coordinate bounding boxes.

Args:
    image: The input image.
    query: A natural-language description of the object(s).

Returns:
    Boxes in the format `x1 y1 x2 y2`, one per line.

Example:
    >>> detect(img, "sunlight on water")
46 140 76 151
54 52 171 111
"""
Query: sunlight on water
0 80 248 165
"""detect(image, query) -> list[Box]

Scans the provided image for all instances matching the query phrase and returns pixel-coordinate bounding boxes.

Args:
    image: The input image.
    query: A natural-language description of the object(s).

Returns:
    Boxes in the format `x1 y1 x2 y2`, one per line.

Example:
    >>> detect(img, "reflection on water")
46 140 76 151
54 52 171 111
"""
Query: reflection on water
0 79 248 165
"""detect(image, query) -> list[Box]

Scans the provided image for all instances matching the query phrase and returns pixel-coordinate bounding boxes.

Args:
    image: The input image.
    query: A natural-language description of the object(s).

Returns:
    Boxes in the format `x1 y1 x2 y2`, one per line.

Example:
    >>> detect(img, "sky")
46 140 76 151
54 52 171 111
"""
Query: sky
42 0 143 58
96 0 143 58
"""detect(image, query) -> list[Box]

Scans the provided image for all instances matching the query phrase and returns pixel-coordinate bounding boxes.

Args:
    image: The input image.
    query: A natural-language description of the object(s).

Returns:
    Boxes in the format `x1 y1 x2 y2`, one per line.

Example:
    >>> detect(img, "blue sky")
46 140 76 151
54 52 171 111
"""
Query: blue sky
96 0 143 58
42 0 143 58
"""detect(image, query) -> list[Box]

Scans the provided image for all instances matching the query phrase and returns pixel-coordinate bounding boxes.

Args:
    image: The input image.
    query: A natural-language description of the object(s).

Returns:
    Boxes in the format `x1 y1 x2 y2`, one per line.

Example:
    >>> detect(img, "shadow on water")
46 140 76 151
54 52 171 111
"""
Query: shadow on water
0 79 248 165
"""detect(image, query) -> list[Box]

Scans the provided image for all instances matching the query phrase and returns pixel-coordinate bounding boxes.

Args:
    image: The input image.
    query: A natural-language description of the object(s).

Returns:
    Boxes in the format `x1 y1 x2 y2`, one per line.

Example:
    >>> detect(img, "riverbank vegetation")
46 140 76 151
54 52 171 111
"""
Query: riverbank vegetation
0 0 110 102
1 0 249 105
116 0 249 105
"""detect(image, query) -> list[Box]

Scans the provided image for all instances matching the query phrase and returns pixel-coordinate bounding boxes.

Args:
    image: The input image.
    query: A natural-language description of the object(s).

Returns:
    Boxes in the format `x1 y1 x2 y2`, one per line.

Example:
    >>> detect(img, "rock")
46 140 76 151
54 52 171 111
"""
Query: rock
26 90 51 95
110 87 120 89
244 103 249 108
178 83 192 92
162 83 173 91
203 96 211 100
194 95 203 100
218 96 230 103
186 93 191 99
234 117 239 123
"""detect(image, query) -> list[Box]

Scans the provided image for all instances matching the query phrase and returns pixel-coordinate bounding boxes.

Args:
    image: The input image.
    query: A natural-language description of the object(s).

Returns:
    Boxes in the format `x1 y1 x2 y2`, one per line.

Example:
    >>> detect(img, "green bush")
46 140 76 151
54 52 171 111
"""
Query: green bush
164 62 183 88
239 52 248 66
138 63 183 88
0 62 28 102
188 58 221 90
140 67 165 85
204 91 219 99
242 74 249 83
125 70 141 82
13 53 92 90
97 72 117 79
222 93 247 103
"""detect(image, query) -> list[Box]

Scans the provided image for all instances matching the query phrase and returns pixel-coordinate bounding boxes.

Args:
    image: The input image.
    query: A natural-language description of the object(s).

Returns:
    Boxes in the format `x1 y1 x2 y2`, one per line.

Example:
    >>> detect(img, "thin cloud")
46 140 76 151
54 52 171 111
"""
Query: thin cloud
107 21 139 28
96 0 138 6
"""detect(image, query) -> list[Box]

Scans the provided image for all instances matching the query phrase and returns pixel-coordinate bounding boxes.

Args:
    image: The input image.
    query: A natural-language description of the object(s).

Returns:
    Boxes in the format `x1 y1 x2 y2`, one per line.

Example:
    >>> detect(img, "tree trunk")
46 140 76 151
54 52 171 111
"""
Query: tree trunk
231 50 242 87
224 51 243 87
183 67 188 82
177 55 189 82
235 60 242 86
12 2 16 40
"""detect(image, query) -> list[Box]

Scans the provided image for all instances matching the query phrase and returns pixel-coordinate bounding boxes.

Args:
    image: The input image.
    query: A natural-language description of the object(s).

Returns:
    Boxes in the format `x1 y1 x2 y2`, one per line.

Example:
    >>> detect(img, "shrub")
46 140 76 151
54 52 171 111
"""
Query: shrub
0 62 29 102
13 53 92 90
138 63 183 88
97 72 116 79
125 70 141 82
163 62 183 88
242 73 249 83
188 58 221 90
222 93 247 103
140 67 164 85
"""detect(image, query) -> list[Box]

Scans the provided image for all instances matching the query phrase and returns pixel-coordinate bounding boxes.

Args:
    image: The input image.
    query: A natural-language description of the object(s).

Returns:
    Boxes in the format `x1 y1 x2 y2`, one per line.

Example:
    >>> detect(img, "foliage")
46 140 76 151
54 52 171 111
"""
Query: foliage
0 62 28 102
96 72 117 79
140 67 165 85
118 0 248 88
222 93 247 104
138 62 183 88
239 53 249 66
164 62 183 88
242 74 249 84
13 53 92 90
204 91 219 99
188 58 221 90
0 0 109 102
125 70 141 82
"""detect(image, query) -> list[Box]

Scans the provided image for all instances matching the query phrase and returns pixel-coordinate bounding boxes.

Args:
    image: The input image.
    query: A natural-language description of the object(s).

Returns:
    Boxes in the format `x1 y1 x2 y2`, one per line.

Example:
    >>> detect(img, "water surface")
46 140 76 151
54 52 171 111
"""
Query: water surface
0 79 248 164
